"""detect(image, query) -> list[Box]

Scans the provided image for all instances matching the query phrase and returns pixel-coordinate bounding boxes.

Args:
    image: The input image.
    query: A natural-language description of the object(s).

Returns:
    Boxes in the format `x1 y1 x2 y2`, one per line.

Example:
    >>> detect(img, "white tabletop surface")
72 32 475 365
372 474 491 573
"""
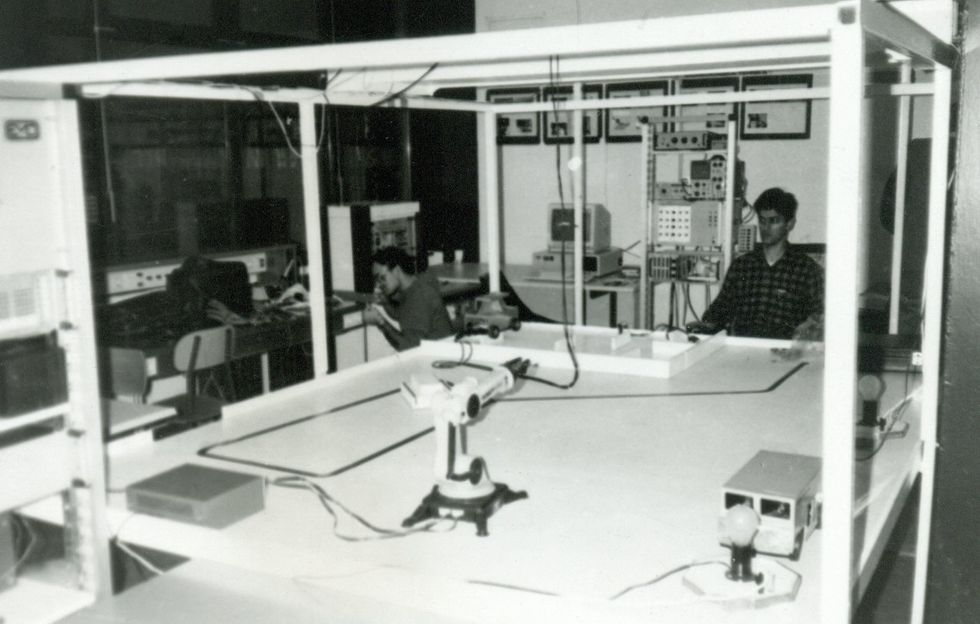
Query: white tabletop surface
39 333 920 624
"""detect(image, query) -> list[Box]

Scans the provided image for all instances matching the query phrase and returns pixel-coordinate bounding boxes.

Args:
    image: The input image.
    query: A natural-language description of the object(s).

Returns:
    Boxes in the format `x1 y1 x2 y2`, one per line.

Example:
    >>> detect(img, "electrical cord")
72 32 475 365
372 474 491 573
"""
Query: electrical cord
855 393 914 462
272 475 456 541
683 282 701 323
548 53 580 390
609 559 726 600
432 350 581 390
369 63 439 108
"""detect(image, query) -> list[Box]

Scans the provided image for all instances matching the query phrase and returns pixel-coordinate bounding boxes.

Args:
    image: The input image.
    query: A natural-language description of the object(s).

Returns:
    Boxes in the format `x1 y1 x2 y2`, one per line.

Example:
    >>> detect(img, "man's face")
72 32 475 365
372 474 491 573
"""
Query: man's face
757 209 795 248
373 263 400 297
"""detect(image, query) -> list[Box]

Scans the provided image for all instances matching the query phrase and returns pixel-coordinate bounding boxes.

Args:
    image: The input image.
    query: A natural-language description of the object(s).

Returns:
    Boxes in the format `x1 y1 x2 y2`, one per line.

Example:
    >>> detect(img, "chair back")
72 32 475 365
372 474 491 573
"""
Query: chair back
172 326 234 373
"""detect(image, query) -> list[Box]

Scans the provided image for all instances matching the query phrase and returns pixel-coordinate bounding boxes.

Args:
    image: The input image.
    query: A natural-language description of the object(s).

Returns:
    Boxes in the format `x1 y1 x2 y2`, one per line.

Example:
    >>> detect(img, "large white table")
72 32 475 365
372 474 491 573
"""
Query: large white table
45 331 920 624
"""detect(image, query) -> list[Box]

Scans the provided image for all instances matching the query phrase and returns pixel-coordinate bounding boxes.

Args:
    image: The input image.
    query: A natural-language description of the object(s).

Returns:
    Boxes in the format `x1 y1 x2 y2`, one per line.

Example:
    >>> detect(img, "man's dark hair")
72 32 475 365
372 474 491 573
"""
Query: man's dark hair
371 246 417 275
754 187 798 222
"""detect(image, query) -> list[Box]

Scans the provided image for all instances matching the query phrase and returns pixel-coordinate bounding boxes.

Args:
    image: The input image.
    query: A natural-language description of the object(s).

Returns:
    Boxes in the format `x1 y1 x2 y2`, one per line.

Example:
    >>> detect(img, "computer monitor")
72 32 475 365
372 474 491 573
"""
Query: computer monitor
547 203 611 253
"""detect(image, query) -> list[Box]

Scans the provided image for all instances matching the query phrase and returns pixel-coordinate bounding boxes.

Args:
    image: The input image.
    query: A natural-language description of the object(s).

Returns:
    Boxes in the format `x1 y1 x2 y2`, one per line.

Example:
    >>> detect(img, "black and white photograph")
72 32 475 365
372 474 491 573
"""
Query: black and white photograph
0 2 973 624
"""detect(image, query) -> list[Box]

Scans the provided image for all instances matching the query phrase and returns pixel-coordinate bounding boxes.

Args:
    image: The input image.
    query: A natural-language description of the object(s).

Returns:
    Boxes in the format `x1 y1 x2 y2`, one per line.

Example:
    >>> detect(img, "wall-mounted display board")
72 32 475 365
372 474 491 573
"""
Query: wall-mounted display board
740 74 813 140
542 84 602 144
604 80 671 142
486 87 540 144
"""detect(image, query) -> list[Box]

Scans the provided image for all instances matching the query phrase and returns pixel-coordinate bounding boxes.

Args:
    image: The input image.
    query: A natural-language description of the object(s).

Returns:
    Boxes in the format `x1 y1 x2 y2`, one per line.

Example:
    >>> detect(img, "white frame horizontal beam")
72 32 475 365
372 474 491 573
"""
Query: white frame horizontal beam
0 5 838 87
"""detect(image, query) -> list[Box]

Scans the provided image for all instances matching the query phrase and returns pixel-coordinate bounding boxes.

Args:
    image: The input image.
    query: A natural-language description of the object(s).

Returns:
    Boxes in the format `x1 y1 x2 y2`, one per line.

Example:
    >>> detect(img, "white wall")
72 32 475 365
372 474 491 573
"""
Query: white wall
474 0 935 312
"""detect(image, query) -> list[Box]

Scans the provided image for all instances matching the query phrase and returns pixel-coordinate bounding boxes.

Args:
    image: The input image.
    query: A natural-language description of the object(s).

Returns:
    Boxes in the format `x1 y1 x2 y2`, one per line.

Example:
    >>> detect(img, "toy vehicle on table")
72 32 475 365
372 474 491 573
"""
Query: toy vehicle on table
719 451 821 561
462 293 521 338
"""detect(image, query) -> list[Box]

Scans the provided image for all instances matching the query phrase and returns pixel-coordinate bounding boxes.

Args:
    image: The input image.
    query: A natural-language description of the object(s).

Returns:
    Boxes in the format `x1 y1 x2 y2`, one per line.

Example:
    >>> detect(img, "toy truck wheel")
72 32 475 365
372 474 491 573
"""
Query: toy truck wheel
511 319 522 331
488 325 501 339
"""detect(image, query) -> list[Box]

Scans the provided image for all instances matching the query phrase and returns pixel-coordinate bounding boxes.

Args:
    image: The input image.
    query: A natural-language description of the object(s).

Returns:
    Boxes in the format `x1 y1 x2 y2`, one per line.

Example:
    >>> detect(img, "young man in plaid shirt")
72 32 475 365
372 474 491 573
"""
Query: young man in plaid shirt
688 187 824 340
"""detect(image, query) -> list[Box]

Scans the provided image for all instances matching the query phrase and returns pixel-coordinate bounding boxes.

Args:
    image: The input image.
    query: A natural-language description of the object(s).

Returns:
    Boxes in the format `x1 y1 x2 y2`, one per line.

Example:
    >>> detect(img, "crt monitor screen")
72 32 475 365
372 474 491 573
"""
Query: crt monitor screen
548 203 610 252
551 207 590 244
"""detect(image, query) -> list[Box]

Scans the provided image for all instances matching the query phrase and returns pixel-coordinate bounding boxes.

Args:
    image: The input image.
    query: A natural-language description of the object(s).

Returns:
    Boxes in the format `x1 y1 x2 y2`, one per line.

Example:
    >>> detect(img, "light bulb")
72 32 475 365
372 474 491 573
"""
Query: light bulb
857 374 885 400
724 504 760 547
857 374 885 428
567 156 583 171
724 504 763 584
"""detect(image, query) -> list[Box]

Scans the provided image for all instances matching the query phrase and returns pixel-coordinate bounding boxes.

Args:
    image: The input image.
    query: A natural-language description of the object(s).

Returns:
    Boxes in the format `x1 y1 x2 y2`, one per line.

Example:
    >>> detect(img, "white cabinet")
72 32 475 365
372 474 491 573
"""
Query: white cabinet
0 98 111 622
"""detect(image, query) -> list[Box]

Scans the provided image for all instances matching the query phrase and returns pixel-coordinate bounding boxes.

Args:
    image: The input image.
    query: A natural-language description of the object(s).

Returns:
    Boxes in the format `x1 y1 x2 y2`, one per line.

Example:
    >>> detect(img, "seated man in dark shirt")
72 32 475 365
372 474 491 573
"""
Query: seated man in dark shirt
363 246 454 351
688 187 824 340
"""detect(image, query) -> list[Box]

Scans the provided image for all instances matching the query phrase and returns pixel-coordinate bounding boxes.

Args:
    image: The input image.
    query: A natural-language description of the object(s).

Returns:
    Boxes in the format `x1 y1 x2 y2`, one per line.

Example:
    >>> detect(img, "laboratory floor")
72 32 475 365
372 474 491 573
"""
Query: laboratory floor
853 479 920 624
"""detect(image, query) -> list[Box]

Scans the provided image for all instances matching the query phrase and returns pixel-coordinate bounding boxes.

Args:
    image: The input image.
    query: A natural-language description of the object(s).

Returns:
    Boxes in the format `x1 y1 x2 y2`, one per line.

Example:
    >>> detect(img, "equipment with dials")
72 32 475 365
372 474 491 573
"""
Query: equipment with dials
104 244 295 304
532 247 623 280
328 202 420 294
649 251 722 282
654 155 741 202
737 224 758 254
654 130 725 151
401 359 530 536
719 451 821 560
653 201 722 247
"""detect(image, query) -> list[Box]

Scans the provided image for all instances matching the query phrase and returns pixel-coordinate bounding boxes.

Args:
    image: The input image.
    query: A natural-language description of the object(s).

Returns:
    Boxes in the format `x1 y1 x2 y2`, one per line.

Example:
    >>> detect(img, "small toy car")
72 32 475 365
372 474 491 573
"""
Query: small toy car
462 293 521 338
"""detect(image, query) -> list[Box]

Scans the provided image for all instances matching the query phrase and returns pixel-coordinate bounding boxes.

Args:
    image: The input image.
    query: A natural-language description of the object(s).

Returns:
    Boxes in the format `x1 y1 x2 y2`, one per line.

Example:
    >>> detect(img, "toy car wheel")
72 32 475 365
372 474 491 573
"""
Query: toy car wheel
511 318 522 331
789 530 804 561
488 325 501 339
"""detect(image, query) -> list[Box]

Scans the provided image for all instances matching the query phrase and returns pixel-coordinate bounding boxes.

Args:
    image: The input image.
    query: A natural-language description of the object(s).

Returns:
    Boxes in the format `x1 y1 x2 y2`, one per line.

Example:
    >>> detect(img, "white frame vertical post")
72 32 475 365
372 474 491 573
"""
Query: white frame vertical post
723 117 737 279
888 61 913 334
299 100 329 376
910 63 951 624
572 82 585 325
481 111 501 293
56 99 113 599
639 125 652 329
822 3 864 622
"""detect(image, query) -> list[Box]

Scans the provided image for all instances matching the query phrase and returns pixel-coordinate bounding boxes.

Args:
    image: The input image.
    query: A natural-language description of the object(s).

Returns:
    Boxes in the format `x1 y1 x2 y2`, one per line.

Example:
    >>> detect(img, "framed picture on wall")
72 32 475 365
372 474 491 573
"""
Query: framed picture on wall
542 84 603 144
740 74 813 140
604 80 671 142
676 76 739 132
486 87 540 144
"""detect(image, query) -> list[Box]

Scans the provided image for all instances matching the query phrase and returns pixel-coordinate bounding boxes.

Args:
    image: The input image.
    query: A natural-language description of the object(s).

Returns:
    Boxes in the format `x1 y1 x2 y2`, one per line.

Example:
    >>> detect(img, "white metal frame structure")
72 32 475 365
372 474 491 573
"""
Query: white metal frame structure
0 2 955 622
0 99 112 623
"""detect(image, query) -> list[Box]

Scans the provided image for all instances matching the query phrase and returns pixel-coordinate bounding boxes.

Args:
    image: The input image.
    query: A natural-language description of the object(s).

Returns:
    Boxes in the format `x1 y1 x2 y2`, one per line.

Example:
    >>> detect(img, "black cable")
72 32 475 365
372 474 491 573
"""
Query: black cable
856 396 913 462
548 54 580 390
684 282 701 323
370 63 439 108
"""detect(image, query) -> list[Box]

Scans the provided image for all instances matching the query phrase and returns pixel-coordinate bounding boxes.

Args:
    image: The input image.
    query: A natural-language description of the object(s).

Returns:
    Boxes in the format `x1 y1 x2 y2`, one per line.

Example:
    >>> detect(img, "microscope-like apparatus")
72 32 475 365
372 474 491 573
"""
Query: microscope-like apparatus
401 359 530 536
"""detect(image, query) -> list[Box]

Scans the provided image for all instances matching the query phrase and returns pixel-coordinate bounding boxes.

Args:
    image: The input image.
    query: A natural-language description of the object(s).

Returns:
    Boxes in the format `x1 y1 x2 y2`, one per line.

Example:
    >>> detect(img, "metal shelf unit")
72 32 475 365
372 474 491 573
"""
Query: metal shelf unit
639 118 741 329
0 99 111 623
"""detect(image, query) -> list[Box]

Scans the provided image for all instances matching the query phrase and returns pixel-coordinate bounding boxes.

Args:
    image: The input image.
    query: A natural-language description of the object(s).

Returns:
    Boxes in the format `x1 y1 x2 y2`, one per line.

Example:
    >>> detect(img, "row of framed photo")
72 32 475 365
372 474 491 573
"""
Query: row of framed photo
488 74 812 145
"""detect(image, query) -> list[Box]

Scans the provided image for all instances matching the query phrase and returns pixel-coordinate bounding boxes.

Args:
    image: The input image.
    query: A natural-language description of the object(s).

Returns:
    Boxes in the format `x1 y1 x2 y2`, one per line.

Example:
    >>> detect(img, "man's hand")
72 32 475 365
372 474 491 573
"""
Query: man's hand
685 320 719 335
363 305 383 326
207 299 248 325
792 315 823 342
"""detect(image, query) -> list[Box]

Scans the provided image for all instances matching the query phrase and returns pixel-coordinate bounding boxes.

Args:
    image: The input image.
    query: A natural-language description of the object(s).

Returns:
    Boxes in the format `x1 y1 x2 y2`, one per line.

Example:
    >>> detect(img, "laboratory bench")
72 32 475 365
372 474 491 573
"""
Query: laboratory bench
429 262 640 328
28 330 923 624
101 313 314 402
